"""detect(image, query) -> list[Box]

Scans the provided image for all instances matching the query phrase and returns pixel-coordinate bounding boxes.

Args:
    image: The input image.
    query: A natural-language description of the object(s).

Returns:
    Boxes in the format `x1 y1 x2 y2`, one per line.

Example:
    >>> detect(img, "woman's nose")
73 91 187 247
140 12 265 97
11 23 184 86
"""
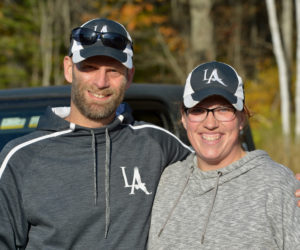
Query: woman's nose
203 111 218 129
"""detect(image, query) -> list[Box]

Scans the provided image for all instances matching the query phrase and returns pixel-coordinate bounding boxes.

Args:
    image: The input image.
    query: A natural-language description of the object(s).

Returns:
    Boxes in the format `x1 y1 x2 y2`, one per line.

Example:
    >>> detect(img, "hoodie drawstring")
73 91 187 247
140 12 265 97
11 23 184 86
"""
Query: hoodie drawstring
91 130 98 205
104 128 111 239
91 128 111 239
158 167 194 237
201 171 222 244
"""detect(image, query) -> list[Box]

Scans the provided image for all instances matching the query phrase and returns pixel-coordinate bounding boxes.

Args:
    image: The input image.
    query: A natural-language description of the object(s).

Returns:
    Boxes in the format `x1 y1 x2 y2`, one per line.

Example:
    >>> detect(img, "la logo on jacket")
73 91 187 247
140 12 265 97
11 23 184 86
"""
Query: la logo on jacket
120 167 152 195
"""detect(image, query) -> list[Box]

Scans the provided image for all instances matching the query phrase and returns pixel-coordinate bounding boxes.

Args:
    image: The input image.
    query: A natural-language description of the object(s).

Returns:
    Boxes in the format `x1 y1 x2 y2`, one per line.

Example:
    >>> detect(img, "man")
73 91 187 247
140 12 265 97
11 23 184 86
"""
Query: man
0 18 191 249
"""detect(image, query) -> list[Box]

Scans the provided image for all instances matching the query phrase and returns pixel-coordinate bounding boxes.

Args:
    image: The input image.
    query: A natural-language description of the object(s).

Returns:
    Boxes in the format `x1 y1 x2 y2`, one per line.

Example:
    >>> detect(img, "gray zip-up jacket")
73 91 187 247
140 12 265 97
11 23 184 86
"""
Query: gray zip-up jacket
148 150 300 250
0 107 191 250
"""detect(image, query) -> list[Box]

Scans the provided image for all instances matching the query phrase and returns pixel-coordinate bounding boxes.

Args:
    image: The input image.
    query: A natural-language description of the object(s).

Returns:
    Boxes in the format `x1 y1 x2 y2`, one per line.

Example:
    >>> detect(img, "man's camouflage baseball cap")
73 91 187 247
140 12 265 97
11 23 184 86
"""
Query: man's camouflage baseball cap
69 18 133 69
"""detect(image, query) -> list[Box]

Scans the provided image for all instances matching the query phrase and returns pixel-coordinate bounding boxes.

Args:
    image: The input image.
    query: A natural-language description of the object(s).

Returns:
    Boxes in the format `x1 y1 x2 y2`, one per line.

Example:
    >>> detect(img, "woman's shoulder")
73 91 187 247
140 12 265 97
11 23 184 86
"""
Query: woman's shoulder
247 150 297 189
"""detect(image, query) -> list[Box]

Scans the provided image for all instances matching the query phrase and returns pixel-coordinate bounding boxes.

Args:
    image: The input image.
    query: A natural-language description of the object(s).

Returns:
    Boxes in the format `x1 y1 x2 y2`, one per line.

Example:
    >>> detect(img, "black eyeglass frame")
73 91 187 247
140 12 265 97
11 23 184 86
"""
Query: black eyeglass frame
70 27 133 51
184 106 237 122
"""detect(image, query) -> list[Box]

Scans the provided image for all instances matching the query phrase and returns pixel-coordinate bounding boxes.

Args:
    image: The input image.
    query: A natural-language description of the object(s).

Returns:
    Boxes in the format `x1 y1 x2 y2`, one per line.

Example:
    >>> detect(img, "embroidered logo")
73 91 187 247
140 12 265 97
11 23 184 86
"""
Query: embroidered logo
120 167 152 195
203 68 227 86
100 25 108 32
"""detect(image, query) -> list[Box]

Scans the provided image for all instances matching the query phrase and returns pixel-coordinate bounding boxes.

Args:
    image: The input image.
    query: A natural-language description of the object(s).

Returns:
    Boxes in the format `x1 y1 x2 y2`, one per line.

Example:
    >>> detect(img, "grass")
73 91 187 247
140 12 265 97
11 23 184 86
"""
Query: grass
251 124 300 174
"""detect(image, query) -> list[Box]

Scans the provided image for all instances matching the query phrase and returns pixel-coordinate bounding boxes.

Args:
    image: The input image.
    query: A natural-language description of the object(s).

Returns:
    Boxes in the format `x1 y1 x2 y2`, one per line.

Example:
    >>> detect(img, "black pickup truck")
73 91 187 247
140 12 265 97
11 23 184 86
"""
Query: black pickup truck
0 83 255 151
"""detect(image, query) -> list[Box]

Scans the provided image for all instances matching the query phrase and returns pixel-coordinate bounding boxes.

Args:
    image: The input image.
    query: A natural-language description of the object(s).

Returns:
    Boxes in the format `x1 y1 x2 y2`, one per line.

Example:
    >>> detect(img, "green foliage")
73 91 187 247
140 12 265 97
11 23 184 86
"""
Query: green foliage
253 120 300 174
0 0 40 88
245 59 281 131
0 0 275 87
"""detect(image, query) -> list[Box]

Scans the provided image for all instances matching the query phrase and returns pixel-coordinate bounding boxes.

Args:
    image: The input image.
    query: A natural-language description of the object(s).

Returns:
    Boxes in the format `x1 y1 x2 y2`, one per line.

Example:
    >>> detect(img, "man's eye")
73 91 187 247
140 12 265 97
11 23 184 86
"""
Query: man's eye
80 65 96 71
107 69 122 76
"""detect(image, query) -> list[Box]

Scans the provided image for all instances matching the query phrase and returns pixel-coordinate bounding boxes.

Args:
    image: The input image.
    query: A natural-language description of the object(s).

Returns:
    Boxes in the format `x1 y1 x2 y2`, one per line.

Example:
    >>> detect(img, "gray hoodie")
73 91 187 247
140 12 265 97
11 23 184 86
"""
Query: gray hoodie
148 150 300 250
0 107 191 250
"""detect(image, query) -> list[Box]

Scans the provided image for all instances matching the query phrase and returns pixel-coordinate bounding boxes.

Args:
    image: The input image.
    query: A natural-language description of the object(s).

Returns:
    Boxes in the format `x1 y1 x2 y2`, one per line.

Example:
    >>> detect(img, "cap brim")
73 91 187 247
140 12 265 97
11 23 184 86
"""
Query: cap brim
72 45 133 69
184 88 238 108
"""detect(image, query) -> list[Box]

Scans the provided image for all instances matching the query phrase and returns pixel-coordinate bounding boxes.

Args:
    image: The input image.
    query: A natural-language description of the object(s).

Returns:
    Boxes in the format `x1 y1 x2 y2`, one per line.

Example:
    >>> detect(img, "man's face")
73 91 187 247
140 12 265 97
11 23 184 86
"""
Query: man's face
64 56 134 126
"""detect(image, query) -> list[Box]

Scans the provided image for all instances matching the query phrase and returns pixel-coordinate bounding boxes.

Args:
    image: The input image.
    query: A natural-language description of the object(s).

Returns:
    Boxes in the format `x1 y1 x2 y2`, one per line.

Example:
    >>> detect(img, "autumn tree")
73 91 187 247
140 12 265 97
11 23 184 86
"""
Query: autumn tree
295 0 300 143
265 0 291 146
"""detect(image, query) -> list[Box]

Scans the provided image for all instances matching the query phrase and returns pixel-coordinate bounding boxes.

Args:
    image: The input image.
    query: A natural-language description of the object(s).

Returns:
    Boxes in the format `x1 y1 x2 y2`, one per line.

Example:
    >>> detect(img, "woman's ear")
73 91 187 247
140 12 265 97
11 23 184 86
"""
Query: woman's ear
181 114 187 130
239 112 247 131
64 56 73 84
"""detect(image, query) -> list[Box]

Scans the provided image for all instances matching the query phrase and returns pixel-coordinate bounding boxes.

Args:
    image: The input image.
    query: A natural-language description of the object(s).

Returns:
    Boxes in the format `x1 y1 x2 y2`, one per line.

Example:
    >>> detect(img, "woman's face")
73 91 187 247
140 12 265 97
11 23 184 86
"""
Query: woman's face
182 96 246 171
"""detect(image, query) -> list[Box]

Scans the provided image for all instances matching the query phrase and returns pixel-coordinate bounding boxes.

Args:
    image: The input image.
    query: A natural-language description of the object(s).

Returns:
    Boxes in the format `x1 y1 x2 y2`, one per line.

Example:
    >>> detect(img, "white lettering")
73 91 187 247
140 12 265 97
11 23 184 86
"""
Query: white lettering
203 69 227 86
120 167 152 195
101 25 108 33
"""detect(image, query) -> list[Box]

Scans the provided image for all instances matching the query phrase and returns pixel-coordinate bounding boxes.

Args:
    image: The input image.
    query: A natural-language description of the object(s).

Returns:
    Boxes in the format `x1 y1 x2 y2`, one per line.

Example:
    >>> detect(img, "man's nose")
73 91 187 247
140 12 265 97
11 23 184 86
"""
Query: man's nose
94 69 110 88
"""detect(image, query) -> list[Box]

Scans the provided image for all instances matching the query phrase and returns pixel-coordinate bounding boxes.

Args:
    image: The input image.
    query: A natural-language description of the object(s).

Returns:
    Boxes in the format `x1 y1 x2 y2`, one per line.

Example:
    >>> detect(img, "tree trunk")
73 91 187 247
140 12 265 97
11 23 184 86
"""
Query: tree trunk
233 1 244 76
53 0 71 86
295 0 300 143
189 0 215 68
30 1 41 87
39 0 55 86
265 0 291 145
281 0 293 64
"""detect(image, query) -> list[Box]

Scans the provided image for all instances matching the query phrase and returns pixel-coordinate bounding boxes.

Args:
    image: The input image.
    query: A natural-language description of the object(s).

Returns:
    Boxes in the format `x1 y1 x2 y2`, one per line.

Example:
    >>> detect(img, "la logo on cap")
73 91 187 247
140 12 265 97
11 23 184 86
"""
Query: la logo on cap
100 25 108 32
203 69 227 87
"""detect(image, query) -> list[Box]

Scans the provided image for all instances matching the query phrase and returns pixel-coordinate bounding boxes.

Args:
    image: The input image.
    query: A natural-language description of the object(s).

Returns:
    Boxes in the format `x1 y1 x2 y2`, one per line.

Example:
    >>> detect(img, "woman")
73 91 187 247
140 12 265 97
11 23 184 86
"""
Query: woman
148 61 300 249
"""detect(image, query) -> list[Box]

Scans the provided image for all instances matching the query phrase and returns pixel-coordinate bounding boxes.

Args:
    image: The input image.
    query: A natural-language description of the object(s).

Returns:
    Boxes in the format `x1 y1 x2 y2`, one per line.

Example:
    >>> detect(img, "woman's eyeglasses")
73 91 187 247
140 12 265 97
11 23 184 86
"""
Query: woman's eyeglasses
185 106 236 122
70 27 132 51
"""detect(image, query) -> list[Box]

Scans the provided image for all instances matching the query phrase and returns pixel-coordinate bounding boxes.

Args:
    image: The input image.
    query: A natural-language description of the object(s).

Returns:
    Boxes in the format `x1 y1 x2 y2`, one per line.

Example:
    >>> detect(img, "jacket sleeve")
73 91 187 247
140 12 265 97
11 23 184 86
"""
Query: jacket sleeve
0 148 29 249
159 130 192 170
266 171 300 249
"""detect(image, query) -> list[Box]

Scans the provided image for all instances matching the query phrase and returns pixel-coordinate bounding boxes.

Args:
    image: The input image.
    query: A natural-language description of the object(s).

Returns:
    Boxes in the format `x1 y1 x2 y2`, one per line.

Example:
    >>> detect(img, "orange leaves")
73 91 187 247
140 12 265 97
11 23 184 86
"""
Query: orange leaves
159 26 185 52
106 3 167 31
120 4 143 26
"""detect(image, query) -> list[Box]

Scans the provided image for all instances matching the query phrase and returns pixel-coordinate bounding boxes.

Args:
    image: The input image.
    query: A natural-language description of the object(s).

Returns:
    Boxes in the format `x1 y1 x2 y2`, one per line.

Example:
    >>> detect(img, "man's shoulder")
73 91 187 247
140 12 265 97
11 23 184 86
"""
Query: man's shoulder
162 153 194 177
0 130 53 159
130 120 170 131
128 120 180 139
126 121 191 149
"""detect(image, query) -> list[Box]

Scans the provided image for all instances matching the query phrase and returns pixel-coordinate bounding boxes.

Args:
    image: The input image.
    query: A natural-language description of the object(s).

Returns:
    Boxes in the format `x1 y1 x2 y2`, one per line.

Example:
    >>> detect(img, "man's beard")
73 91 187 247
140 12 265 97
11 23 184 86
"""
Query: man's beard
71 78 126 121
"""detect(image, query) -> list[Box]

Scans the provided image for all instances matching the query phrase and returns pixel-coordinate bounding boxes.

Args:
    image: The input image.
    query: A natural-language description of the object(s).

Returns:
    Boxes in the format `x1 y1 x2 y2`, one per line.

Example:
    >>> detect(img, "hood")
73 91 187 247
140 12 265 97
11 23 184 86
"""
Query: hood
190 150 269 195
37 106 132 133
